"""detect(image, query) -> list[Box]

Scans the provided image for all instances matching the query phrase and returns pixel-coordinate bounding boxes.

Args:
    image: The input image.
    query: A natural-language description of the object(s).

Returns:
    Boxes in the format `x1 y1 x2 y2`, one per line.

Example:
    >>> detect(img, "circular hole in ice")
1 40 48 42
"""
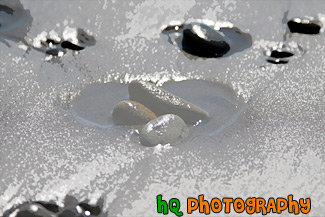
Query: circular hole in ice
69 79 246 139
0 0 32 43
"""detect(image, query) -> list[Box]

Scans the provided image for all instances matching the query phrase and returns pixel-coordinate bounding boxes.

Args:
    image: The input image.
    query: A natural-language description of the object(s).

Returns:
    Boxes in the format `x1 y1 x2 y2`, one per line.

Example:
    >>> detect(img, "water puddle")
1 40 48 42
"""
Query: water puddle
263 11 323 65
264 41 304 65
161 20 252 58
0 0 32 45
68 79 246 145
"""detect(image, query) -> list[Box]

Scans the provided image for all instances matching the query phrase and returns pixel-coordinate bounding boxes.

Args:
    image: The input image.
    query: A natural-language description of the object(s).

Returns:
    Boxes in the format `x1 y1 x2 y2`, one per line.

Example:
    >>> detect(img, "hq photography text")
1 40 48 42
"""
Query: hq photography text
156 194 311 216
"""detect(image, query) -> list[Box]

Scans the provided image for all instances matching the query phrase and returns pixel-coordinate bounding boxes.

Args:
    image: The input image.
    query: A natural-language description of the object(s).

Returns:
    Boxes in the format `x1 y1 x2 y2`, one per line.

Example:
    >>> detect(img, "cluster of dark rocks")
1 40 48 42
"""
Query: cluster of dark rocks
266 16 322 64
40 28 96 57
2 195 105 217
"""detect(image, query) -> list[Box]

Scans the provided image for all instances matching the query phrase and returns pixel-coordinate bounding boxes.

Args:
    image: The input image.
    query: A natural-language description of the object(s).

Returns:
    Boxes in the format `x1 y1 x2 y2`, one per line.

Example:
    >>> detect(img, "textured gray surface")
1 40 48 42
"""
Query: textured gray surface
0 0 324 216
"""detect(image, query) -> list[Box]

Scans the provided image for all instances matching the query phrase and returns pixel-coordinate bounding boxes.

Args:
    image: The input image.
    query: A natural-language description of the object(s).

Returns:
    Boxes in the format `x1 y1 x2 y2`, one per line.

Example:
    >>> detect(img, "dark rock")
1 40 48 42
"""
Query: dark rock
266 58 289 64
269 50 294 58
162 20 252 58
61 41 84 51
182 23 230 57
288 18 322 34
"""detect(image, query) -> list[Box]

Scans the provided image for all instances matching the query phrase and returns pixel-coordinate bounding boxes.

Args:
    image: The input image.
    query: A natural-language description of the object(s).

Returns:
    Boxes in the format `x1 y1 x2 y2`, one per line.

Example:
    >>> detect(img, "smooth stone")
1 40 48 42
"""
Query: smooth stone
112 100 157 125
182 23 230 57
128 81 209 125
287 18 322 34
61 41 84 51
269 50 294 58
140 114 189 146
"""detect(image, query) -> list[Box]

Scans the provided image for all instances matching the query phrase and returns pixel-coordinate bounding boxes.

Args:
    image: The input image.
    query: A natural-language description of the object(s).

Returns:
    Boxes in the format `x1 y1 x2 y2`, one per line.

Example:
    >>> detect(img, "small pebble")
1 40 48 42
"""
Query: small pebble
140 114 189 146
269 50 294 58
182 23 230 57
287 18 322 34
61 41 84 51
128 81 209 125
162 20 252 58
112 100 157 125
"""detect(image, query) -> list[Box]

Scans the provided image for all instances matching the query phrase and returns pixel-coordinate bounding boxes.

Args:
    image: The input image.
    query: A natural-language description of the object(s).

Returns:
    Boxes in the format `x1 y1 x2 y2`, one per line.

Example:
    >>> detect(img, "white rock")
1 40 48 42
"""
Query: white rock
112 100 156 125
140 114 189 146
128 81 209 125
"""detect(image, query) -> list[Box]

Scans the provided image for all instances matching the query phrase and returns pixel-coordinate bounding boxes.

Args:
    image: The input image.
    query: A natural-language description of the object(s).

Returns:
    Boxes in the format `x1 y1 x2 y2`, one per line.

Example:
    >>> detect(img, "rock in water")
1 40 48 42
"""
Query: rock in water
7 203 53 217
128 81 209 125
162 20 252 58
182 23 230 57
269 50 294 58
140 114 189 146
112 100 157 125
287 18 322 34
266 58 289 64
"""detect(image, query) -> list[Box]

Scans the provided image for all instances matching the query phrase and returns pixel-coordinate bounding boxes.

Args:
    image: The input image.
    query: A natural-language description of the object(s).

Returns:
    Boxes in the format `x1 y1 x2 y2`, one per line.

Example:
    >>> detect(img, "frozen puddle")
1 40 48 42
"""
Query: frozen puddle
0 0 32 45
69 79 246 146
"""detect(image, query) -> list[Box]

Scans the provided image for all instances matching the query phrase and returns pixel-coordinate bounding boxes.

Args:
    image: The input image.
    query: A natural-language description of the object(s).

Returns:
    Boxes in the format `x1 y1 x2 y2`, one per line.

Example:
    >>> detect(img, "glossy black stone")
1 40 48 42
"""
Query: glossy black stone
182 26 230 57
270 50 294 58
61 41 84 51
288 19 322 34
162 21 252 58
267 58 289 64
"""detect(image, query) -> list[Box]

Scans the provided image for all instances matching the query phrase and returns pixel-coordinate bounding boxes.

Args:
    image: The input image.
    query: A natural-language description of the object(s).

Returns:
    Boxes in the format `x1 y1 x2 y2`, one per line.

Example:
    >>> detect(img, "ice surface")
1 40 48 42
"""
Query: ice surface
0 0 324 216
